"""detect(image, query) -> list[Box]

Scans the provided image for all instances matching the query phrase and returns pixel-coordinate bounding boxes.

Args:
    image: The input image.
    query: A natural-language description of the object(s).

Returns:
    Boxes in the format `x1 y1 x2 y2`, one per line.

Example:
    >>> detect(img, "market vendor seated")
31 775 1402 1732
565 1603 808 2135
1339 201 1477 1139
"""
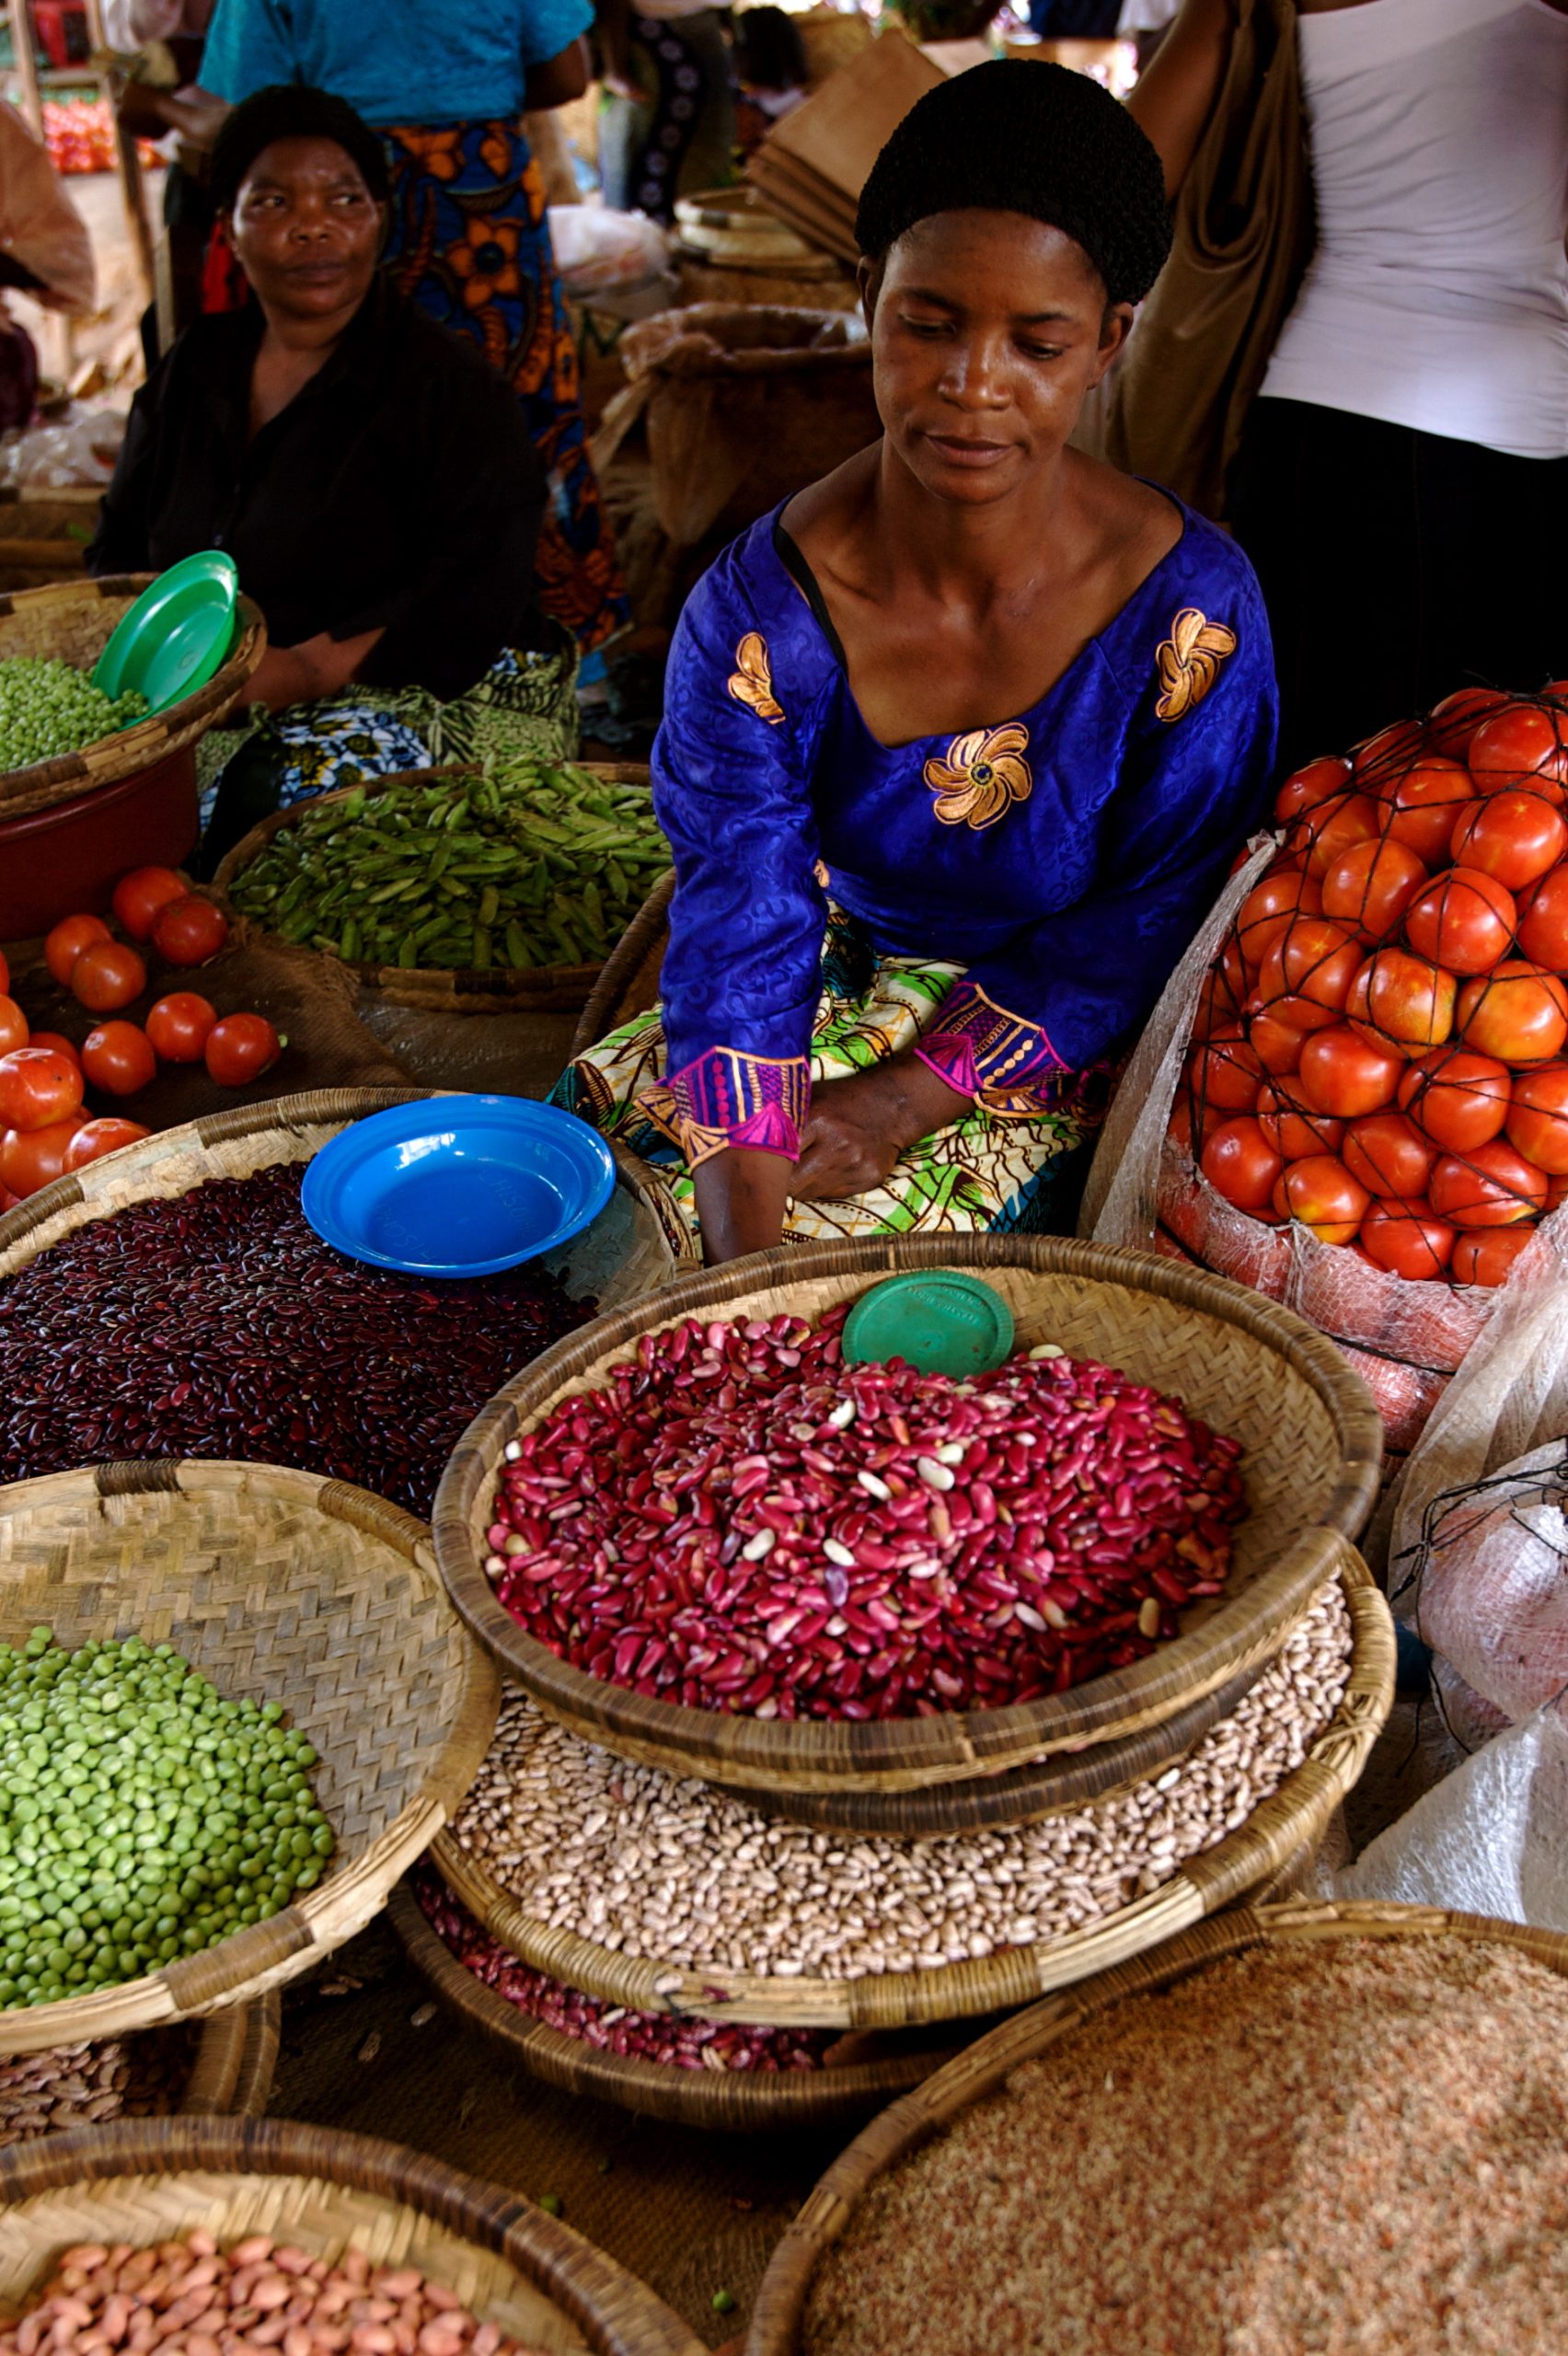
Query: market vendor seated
89 84 566 859
553 62 1278 1265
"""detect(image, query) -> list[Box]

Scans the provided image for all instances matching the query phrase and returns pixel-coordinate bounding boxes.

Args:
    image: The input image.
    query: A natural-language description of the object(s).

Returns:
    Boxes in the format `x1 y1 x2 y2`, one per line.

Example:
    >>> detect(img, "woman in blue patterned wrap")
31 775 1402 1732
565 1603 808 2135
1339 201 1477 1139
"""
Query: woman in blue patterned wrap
554 60 1279 1266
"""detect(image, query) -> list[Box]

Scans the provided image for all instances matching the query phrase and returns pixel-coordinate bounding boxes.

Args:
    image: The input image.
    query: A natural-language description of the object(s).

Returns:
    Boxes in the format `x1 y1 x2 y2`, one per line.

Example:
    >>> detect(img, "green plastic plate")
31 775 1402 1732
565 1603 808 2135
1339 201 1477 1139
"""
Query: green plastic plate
92 549 239 720
841 1271 1016 1377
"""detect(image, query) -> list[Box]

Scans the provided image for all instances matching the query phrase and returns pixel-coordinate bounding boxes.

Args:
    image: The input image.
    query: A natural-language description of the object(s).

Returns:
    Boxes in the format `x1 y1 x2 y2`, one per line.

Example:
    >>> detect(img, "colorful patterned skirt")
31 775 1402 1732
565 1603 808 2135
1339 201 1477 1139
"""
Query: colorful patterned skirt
381 119 629 656
550 906 1113 1261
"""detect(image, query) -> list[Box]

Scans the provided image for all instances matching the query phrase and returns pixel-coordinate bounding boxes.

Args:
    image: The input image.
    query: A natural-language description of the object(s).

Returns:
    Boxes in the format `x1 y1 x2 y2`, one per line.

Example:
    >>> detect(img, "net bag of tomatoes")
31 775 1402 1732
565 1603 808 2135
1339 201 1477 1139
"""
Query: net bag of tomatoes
1082 686 1568 1481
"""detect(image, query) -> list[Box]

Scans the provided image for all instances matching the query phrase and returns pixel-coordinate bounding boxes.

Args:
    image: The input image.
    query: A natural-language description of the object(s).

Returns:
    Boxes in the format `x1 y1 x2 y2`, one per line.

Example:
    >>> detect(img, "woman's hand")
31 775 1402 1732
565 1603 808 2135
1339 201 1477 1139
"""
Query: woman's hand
792 1058 972 1203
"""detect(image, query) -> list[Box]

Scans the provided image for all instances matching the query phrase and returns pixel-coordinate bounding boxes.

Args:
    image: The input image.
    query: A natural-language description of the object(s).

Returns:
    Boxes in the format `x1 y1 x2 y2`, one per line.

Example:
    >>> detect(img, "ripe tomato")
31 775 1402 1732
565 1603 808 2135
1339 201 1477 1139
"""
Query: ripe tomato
1295 791 1382 880
43 912 110 989
1398 1048 1513 1151
110 865 188 941
1468 704 1568 798
0 1116 86 1199
1402 867 1516 976
1505 1063 1568 1173
0 1046 83 1134
1201 1117 1284 1215
1352 717 1429 785
1297 1024 1404 1118
1193 964 1243 1042
1274 1154 1370 1244
1430 1140 1549 1229
1451 1229 1534 1287
1457 961 1568 1065
1450 791 1568 890
1186 1034 1263 1114
1360 1199 1456 1279
1249 1010 1307 1075
1274 756 1352 826
0 998 27 1057
1173 1091 1225 1154
1320 836 1427 943
1375 758 1477 865
1235 868 1323 969
70 941 147 1015
1342 1112 1436 1201
150 895 230 968
144 991 216 1064
1348 948 1457 1055
1259 916 1362 1024
1427 687 1509 759
80 1021 156 1098
204 1012 282 1087
25 1032 79 1071
1257 1080 1343 1160
1516 863 1568 971
63 1117 152 1172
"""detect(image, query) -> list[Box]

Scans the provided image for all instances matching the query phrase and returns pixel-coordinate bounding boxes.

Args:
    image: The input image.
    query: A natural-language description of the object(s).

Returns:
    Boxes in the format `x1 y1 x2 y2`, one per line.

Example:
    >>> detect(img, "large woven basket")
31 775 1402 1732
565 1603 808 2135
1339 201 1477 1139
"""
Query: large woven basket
431 1558 1393 2031
0 1460 501 2053
0 1994 278 2153
0 576 266 820
0 2118 703 2356
387 1884 960 2133
432 1237 1383 1807
213 764 655 1016
745 1897 1568 2354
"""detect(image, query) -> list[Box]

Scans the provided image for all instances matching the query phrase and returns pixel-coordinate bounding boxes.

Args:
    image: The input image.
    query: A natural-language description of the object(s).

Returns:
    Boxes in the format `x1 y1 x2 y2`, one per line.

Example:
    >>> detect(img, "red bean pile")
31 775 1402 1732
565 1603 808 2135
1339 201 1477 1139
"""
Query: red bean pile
0 1163 594 1517
488 1308 1246 1721
410 1865 830 2073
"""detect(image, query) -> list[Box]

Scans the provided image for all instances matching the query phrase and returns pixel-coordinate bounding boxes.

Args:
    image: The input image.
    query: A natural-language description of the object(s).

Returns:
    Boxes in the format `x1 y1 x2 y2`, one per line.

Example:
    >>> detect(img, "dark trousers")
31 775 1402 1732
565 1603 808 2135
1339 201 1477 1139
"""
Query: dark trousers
1229 396 1568 768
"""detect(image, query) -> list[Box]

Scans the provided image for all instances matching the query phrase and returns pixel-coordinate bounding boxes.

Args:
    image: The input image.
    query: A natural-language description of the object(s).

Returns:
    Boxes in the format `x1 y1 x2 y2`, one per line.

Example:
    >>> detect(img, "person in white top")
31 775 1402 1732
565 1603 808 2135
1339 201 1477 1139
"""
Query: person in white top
1132 0 1568 759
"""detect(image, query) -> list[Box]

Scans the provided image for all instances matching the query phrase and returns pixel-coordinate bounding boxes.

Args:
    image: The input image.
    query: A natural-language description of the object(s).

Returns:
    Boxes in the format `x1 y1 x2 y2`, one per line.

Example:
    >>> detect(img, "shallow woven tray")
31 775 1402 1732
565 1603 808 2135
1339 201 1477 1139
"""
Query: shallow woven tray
0 2117 703 2356
387 1883 963 2134
745 1897 1568 2354
0 1460 500 2053
213 764 653 1015
0 575 266 820
431 1560 1393 2031
0 1993 279 2152
432 1237 1382 1807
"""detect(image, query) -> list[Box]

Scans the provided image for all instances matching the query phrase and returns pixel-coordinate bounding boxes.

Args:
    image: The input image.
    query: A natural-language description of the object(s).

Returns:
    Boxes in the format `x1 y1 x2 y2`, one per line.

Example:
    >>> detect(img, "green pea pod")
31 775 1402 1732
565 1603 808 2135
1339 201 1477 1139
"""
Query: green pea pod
444 796 471 831
398 931 421 968
472 925 493 968
503 919 532 968
340 788 366 818
339 918 361 961
477 884 501 929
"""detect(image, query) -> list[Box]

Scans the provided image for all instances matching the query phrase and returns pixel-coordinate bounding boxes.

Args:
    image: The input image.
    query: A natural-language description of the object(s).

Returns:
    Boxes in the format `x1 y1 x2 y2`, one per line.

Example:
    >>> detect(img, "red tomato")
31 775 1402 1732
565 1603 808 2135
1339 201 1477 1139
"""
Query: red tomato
1295 791 1382 880
25 1032 79 1071
1167 1099 1195 1152
1468 704 1568 798
1402 867 1516 976
1342 1112 1437 1201
1274 1154 1371 1244
1257 1080 1343 1160
1187 1034 1264 1114
1457 961 1568 1065
1359 1198 1456 1279
150 895 229 968
1451 1229 1535 1287
1201 1117 1284 1215
110 865 188 941
80 1021 156 1098
1274 756 1352 827
1430 1141 1549 1229
1249 1010 1307 1075
1297 1024 1404 1119
204 1012 282 1087
1352 717 1430 786
1515 863 1568 971
69 941 147 1015
1235 868 1323 969
0 998 27 1057
0 1116 86 1199
1320 837 1427 943
43 913 110 989
63 1117 152 1172
1505 1064 1568 1173
1398 1049 1513 1151
1259 916 1363 1024
1427 687 1509 759
1175 1090 1225 1154
1450 791 1568 890
0 1047 83 1134
144 991 216 1064
1348 948 1457 1056
1375 758 1477 865
1193 964 1245 1042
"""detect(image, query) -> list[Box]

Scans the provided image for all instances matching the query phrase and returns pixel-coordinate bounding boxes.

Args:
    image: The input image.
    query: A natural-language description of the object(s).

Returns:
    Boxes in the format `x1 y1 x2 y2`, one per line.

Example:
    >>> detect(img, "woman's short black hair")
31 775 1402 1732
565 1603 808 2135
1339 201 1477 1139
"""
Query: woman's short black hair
210 84 391 214
855 60 1171 308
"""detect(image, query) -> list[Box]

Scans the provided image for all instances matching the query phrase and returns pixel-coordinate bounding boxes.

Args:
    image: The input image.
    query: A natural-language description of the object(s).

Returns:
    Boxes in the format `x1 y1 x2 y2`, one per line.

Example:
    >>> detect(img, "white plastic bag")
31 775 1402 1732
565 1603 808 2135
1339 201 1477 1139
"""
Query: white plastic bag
548 205 671 299
0 403 124 489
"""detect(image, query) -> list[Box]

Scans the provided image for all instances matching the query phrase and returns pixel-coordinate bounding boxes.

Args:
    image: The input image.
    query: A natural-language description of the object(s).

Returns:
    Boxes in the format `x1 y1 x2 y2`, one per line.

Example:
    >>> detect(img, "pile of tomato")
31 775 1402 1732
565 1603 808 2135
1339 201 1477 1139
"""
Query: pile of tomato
1178 688 1568 1289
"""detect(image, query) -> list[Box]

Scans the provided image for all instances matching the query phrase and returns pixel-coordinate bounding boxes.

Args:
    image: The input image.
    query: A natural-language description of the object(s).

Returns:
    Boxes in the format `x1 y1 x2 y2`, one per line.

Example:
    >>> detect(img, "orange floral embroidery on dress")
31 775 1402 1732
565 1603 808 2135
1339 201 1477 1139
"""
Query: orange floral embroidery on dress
728 631 784 725
923 723 1032 829
1155 608 1238 722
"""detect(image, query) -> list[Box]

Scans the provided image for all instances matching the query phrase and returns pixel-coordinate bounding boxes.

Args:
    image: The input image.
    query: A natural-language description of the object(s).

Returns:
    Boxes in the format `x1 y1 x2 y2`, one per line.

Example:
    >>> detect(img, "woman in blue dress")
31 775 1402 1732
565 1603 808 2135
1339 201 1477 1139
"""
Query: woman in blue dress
555 61 1279 1265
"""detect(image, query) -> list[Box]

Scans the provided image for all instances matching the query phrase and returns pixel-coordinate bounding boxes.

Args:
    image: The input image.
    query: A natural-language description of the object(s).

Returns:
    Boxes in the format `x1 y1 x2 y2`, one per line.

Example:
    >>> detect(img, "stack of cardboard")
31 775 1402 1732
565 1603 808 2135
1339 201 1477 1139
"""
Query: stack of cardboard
745 32 944 267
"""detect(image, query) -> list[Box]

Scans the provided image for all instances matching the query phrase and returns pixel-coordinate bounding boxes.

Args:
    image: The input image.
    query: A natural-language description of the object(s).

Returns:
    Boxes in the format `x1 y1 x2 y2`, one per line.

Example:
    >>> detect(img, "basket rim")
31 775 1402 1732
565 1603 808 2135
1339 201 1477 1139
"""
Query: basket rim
743 1895 1568 2356
430 1557 1394 2031
184 1990 282 2119
0 2115 705 2356
0 1457 502 2053
430 1234 1384 1791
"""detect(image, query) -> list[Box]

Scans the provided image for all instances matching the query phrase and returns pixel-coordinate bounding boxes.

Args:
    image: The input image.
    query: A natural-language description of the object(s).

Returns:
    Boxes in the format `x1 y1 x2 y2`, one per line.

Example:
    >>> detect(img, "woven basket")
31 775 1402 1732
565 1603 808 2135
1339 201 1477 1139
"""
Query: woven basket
745 1897 1568 2354
0 576 266 821
0 2118 704 2356
213 765 655 1016
0 1994 278 2151
431 1558 1393 2030
386 1884 959 2133
432 1237 1383 1806
568 872 673 1060
0 1460 501 2053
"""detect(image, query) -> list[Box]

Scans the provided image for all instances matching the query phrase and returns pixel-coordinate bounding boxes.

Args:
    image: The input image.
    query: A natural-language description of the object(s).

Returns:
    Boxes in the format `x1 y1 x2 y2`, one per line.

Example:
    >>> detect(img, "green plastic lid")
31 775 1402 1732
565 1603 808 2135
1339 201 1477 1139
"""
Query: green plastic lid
842 1271 1016 1378
93 550 239 719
